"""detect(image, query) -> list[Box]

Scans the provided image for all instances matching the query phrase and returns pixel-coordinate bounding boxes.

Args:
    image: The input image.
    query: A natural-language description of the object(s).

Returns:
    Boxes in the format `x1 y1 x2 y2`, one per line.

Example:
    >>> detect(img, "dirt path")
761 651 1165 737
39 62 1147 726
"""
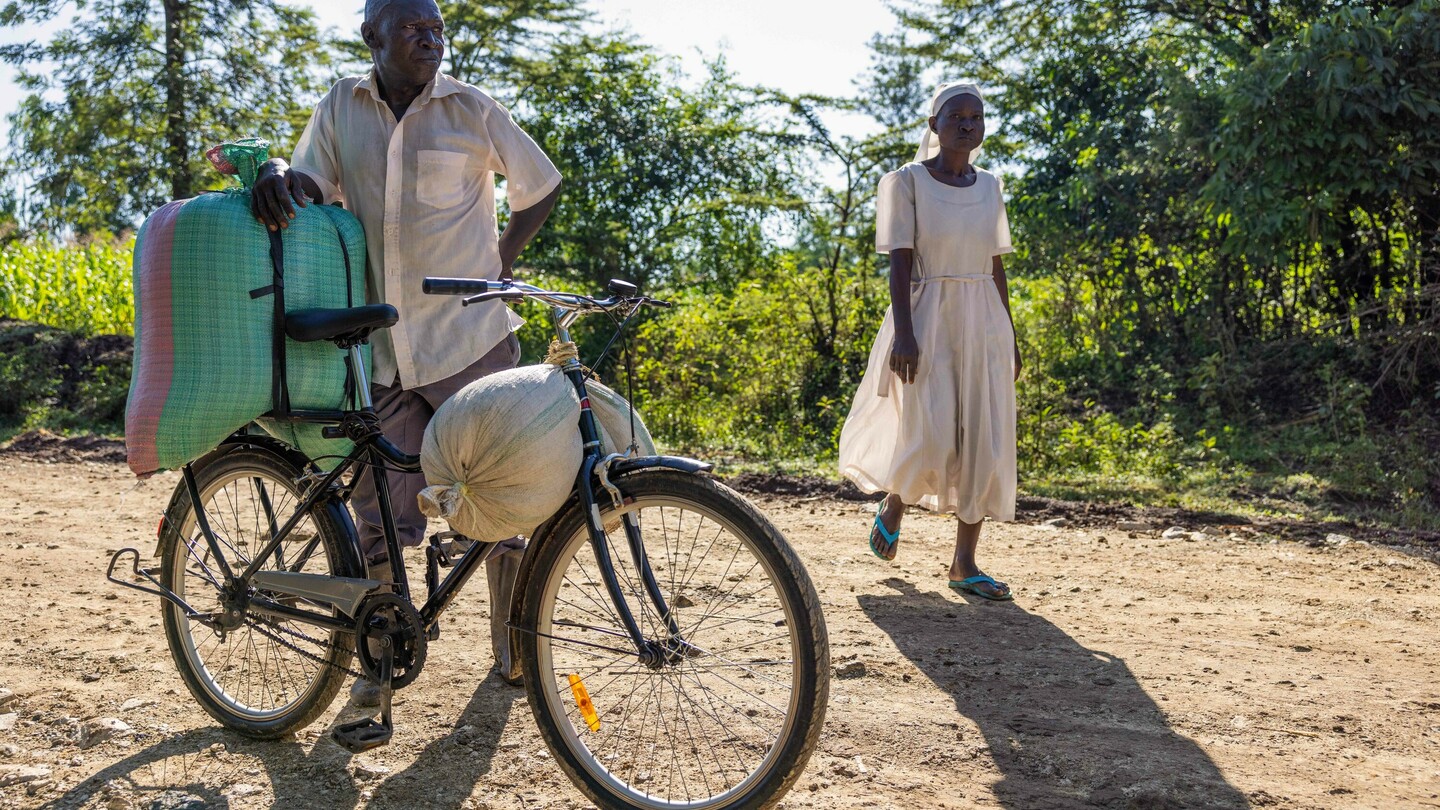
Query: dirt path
0 455 1436 809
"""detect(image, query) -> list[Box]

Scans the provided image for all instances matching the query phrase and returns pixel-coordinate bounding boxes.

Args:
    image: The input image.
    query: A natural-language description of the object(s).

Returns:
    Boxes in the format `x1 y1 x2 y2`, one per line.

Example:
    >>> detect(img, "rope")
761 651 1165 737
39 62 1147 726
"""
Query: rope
544 339 599 381
544 340 579 366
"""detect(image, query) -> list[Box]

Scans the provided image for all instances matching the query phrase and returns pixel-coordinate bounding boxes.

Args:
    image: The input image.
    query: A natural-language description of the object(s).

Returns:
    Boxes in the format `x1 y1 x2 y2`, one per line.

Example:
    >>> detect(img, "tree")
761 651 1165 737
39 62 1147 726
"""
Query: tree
513 34 806 291
1 0 334 234
879 0 1439 383
440 0 589 99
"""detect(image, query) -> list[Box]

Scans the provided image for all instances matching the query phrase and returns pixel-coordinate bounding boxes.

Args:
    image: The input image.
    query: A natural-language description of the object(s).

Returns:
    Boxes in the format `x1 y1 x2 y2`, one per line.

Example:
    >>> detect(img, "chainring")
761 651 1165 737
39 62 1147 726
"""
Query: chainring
354 592 428 689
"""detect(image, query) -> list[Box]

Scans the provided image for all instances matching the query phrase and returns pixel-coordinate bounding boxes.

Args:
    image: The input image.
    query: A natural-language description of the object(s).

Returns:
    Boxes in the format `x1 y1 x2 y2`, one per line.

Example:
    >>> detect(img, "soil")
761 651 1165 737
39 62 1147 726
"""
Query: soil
0 451 1437 809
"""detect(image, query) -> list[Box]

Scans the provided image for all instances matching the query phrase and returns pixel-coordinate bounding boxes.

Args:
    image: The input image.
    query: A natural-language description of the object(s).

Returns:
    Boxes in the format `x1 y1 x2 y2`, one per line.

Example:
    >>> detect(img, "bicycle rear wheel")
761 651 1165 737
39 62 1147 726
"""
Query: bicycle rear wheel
519 469 829 810
159 445 360 738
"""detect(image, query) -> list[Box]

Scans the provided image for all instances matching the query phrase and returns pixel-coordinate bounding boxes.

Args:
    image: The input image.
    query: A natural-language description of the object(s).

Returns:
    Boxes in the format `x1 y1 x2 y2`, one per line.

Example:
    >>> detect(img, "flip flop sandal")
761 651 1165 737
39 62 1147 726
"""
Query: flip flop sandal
949 574 1013 601
868 501 900 561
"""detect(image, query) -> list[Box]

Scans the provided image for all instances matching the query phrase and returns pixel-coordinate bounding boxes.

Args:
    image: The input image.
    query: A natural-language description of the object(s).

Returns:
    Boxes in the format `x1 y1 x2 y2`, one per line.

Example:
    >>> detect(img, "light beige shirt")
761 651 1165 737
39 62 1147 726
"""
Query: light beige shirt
292 71 562 389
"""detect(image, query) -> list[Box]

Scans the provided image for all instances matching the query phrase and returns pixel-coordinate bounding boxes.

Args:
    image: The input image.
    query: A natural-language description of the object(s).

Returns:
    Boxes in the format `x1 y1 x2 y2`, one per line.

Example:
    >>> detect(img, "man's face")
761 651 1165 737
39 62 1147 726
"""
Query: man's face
363 0 445 85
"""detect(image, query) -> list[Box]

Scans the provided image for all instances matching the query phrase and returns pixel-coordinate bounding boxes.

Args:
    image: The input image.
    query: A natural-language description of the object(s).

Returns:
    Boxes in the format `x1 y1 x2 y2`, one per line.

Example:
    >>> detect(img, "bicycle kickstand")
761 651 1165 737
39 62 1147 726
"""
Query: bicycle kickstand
331 640 395 753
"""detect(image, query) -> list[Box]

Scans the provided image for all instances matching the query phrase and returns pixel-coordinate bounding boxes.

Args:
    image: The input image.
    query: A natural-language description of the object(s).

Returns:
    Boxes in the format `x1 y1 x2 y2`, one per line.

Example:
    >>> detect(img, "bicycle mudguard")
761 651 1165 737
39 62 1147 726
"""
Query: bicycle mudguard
607 454 713 477
151 435 365 582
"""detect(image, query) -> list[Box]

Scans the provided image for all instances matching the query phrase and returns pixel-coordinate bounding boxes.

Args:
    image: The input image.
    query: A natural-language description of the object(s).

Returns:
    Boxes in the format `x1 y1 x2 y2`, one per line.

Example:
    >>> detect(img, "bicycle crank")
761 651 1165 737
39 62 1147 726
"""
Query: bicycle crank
332 593 426 754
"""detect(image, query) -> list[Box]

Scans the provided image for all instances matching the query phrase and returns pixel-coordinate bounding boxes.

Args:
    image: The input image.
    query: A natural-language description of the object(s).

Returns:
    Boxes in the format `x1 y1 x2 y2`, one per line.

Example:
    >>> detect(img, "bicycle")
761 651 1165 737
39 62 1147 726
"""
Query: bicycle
107 276 831 810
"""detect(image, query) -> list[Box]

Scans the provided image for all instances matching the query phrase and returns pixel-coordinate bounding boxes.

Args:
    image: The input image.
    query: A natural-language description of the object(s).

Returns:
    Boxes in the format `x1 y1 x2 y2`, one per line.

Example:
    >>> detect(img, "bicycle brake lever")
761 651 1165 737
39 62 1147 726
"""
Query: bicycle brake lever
462 290 525 307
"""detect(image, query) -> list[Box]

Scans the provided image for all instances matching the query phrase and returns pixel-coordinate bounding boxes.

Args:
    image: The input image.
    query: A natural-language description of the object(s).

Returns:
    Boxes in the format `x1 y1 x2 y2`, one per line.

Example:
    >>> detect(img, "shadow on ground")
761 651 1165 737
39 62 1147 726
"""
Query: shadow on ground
859 579 1251 810
40 671 522 810
362 670 522 809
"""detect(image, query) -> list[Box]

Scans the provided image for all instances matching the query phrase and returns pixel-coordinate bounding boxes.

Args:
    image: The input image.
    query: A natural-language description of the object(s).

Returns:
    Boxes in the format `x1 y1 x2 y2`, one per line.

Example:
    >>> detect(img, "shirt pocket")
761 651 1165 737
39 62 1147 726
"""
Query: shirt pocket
416 150 469 209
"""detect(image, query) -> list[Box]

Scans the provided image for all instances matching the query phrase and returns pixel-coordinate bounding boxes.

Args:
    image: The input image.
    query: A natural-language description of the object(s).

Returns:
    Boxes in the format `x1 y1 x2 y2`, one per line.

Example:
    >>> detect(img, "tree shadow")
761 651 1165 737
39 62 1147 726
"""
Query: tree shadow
858 579 1251 809
362 669 521 810
40 726 360 810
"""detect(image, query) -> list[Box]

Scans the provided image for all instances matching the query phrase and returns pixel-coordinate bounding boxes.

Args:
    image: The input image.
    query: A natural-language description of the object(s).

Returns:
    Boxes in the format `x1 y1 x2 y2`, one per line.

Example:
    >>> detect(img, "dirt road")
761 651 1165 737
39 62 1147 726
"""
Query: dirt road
0 452 1437 809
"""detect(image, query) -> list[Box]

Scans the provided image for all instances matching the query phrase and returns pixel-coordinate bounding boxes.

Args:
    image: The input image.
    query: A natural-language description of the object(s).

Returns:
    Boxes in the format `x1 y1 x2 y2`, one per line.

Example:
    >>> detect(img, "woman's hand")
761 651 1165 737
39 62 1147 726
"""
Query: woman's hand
1013 343 1023 381
890 331 920 384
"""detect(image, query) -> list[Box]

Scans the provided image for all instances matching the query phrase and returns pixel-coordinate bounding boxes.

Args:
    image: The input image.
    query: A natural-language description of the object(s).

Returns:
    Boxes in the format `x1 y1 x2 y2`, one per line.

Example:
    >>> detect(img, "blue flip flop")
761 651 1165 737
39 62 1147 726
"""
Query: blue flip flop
949 575 1013 601
868 501 900 561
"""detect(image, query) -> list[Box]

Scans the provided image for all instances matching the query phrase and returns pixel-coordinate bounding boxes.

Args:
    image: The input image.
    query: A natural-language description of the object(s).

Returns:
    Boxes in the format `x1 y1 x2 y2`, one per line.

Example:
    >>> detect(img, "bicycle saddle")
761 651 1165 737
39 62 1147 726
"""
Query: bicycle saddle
285 304 398 344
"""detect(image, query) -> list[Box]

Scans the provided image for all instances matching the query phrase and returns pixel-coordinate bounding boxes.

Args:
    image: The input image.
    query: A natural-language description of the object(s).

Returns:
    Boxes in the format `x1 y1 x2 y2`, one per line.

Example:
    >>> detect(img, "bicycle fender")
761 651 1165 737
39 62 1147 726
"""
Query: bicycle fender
152 436 364 580
609 454 714 477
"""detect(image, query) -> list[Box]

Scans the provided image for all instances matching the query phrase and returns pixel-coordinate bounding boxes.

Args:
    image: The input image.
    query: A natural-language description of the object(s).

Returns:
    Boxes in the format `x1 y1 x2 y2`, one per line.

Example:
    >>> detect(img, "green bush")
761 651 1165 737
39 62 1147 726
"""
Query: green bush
0 237 134 336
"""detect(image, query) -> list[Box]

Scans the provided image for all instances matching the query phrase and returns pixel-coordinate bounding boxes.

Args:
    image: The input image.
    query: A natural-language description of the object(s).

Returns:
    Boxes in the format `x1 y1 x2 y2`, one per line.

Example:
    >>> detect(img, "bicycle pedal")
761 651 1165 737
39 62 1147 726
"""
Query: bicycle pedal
331 717 393 753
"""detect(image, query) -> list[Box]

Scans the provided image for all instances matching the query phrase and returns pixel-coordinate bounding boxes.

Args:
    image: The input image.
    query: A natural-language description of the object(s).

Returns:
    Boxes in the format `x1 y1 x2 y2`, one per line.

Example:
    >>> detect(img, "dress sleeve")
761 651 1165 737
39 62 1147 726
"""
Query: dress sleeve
482 102 563 212
290 89 344 206
875 167 916 254
994 176 1014 256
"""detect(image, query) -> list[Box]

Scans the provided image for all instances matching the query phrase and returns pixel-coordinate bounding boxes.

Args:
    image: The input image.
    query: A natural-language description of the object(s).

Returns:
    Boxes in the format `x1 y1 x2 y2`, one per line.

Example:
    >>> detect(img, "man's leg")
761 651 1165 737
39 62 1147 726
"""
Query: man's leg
414 334 526 683
350 383 435 566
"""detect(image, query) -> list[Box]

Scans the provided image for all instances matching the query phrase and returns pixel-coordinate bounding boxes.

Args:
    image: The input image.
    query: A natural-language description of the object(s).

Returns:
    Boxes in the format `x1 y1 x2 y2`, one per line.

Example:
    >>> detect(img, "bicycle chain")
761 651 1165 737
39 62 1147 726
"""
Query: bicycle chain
238 615 366 680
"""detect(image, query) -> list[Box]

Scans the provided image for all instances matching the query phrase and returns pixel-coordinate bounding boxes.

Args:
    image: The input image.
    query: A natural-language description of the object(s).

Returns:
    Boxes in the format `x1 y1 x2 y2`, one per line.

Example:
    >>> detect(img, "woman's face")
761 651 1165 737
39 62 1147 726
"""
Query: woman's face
929 93 985 157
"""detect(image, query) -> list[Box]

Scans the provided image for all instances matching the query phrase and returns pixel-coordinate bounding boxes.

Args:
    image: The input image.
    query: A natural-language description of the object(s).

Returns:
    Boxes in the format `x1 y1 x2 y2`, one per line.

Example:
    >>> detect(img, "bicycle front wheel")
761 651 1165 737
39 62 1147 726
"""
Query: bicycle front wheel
159 446 359 738
520 469 829 810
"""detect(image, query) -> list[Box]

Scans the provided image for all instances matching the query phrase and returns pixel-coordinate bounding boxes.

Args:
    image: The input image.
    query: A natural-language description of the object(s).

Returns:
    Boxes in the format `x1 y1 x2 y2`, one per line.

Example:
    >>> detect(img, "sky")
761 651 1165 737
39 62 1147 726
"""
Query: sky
0 0 899 151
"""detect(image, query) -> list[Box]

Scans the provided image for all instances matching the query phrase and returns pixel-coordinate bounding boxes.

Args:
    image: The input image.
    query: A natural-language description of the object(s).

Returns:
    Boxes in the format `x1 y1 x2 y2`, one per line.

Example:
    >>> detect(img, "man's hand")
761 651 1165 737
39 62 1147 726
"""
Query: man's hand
890 331 920 384
251 158 310 232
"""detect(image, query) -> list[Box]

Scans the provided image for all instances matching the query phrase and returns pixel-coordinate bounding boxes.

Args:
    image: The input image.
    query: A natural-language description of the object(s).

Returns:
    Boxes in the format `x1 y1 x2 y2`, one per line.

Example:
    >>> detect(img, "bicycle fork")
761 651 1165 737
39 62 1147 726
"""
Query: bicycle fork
569 392 691 669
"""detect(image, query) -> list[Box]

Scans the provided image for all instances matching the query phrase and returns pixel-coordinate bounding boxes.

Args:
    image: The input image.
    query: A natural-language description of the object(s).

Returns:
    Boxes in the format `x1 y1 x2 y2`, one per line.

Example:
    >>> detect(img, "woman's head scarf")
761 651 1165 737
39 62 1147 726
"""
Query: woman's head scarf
915 82 985 164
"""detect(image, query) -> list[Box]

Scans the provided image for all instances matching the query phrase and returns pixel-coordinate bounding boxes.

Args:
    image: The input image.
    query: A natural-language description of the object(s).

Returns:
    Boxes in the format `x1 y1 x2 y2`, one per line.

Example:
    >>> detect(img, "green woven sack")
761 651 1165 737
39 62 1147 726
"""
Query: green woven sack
126 140 368 476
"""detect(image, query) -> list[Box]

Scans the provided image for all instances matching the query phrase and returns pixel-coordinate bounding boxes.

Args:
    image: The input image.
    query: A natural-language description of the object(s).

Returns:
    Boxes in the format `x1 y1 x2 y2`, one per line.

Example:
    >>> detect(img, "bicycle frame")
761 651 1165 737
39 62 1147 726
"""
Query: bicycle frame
163 295 682 666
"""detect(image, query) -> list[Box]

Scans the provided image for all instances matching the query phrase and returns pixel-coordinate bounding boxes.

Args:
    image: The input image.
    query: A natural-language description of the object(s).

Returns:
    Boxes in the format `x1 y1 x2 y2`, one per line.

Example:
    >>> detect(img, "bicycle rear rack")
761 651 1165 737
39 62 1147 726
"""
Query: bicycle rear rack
105 548 219 630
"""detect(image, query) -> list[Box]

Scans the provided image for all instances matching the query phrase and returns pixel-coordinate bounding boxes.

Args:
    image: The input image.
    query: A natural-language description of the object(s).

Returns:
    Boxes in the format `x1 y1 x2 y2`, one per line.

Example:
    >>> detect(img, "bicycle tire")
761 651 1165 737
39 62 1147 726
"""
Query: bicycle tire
519 468 829 810
159 445 360 738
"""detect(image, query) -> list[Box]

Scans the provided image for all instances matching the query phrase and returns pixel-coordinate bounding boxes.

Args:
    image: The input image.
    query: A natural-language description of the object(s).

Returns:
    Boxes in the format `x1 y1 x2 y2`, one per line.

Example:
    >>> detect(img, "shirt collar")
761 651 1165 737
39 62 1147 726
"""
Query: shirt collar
354 68 460 107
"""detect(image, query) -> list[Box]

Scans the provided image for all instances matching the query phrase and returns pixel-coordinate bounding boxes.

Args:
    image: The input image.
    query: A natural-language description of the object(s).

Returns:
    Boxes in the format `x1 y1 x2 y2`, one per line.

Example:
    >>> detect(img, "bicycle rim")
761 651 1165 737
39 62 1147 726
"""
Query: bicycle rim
532 486 806 809
164 459 343 723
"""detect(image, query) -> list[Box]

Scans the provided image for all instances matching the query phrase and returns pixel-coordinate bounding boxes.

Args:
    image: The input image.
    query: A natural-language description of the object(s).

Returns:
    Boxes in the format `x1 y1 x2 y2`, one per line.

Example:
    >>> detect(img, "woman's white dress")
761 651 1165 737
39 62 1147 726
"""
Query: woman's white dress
838 162 1017 523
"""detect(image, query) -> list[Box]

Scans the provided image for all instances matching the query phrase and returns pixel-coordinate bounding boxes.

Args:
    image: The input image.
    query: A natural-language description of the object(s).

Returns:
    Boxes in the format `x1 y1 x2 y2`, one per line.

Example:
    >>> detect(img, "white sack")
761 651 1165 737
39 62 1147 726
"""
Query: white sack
589 379 658 457
418 364 657 542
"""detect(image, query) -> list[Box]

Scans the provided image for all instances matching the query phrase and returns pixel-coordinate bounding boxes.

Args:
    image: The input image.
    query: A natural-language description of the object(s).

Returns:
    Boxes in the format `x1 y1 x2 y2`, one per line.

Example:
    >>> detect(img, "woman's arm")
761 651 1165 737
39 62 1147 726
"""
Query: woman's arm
889 248 920 384
992 254 1022 381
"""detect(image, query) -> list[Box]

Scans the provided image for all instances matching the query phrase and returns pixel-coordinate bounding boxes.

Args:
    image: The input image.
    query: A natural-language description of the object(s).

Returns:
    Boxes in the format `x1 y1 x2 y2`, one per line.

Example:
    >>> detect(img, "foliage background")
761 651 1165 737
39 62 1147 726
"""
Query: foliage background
1 0 1436 530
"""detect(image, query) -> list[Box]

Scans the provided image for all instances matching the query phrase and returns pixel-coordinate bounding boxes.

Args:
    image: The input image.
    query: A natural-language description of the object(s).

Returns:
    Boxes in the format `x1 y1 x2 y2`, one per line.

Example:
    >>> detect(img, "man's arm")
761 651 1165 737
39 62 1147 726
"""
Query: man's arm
496 180 562 281
252 159 326 232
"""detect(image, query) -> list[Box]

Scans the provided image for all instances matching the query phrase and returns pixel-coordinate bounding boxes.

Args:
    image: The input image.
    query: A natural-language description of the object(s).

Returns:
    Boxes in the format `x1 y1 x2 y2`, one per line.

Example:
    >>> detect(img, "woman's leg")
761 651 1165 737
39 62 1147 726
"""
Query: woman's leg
949 519 1010 598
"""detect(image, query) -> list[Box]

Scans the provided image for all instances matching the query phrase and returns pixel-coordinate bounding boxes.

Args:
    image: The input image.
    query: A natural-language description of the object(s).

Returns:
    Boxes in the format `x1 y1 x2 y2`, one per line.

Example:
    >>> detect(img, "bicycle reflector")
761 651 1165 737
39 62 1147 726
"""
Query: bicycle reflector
568 674 601 732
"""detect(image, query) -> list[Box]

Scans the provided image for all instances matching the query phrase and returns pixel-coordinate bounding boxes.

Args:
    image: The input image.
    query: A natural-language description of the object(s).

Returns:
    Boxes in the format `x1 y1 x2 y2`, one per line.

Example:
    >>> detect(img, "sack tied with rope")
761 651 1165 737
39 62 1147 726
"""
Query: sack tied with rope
418 342 657 543
125 139 369 477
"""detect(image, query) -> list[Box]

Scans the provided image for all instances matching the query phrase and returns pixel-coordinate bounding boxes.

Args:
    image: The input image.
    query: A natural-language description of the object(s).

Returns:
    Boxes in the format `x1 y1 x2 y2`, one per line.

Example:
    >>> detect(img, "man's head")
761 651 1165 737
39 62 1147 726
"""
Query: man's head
362 0 445 87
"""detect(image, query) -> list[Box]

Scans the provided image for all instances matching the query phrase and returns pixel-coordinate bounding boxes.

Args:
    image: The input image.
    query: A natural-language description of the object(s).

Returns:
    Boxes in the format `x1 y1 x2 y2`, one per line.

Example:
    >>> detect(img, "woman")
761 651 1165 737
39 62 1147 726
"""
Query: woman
838 82 1020 601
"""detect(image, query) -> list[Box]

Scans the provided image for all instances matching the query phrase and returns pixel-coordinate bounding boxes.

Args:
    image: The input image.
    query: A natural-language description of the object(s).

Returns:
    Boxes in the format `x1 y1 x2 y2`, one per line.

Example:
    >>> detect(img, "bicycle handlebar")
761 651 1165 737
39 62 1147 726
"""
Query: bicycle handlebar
421 277 672 313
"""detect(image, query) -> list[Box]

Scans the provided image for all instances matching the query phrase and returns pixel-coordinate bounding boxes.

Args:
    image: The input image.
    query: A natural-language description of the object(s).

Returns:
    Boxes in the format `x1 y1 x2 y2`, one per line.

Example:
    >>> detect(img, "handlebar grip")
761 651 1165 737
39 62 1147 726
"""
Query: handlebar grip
423 277 491 295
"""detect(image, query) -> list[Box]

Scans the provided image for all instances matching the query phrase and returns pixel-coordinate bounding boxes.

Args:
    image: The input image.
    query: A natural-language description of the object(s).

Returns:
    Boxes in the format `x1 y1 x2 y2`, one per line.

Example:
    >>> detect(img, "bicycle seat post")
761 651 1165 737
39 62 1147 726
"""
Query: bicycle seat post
348 344 374 410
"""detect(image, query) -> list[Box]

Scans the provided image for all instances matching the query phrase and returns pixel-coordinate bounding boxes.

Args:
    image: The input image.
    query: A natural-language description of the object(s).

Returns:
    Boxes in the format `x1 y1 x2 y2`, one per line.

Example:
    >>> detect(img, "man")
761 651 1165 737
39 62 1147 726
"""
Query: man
251 0 562 701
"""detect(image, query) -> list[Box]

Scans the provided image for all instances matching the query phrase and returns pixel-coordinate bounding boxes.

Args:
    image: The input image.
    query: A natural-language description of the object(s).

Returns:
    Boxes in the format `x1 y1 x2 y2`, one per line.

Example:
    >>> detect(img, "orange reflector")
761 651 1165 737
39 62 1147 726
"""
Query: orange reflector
568 674 601 732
